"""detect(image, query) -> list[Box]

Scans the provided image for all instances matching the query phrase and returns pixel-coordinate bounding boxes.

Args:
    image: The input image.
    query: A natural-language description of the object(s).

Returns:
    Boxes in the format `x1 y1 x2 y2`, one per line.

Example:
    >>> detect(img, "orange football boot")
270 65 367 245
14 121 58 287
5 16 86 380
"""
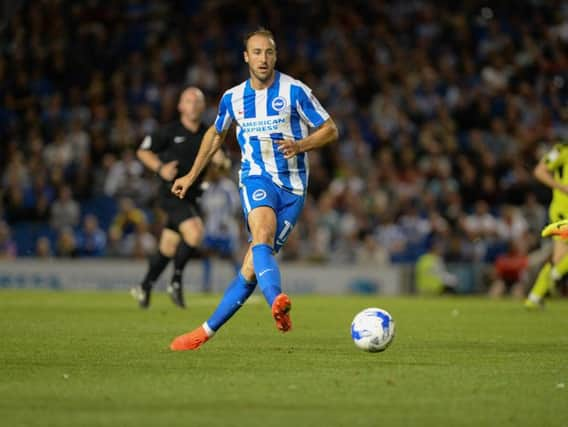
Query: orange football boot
271 293 292 332
170 326 210 351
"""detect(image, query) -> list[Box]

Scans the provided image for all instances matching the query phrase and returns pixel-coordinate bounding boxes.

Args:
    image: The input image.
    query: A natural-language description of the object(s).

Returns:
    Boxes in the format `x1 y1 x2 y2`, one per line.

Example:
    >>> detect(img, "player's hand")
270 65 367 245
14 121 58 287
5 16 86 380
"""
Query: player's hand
276 139 301 159
171 175 192 199
159 160 178 181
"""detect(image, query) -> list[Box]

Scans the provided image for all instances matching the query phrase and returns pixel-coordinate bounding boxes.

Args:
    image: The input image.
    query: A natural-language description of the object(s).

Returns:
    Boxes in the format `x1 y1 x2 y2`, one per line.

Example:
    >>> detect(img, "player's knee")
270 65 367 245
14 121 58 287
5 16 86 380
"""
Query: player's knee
180 219 204 246
160 228 181 256
248 208 276 244
251 225 275 246
182 230 203 247
159 239 177 258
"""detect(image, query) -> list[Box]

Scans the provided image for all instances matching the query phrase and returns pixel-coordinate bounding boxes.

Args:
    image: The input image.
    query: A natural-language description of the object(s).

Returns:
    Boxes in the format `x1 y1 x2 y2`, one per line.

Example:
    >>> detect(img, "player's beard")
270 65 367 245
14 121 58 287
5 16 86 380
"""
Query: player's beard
251 66 274 83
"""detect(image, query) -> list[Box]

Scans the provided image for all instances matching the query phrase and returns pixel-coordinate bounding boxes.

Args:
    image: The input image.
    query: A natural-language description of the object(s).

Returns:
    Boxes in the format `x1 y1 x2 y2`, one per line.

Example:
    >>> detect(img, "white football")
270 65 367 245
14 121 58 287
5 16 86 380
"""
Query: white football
351 307 395 352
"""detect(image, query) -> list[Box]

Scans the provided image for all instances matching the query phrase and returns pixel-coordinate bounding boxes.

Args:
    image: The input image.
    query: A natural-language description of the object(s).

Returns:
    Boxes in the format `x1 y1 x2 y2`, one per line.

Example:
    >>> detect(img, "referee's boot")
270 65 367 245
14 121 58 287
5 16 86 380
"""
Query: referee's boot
130 284 151 309
167 280 186 309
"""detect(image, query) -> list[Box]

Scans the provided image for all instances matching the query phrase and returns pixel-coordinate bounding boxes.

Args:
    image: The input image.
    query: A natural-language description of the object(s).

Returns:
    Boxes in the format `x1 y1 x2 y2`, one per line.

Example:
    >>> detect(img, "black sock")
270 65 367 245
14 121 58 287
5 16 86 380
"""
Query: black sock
141 251 170 290
172 242 200 284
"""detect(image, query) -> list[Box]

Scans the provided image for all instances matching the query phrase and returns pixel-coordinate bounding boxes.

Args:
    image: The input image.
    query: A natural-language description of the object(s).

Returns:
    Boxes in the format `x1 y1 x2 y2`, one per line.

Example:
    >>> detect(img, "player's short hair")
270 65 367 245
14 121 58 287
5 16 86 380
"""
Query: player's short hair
243 27 276 50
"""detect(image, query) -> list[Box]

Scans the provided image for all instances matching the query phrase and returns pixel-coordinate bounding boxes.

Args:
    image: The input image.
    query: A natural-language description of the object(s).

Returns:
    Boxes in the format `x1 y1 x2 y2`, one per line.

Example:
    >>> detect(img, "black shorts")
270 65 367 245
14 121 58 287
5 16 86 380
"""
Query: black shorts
160 196 202 231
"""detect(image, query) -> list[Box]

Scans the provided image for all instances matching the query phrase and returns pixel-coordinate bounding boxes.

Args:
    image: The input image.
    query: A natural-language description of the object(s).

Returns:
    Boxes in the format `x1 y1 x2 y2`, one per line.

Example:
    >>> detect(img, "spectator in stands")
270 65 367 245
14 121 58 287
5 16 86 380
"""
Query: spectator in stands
313 191 340 262
67 117 91 164
49 185 80 231
103 149 146 203
44 128 73 171
121 221 157 259
35 237 53 258
354 231 390 266
109 197 147 240
76 214 106 257
376 212 408 263
488 239 529 298
24 173 55 222
521 192 547 245
55 227 78 258
495 205 529 243
461 200 498 261
4 180 30 223
415 239 458 295
0 220 17 259
0 0 561 272
200 157 241 292
2 151 30 189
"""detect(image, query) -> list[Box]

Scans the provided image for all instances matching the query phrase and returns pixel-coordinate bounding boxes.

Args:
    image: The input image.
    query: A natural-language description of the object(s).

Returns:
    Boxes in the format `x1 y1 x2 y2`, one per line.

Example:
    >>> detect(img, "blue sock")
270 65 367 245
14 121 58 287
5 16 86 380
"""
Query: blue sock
252 243 281 306
206 273 256 331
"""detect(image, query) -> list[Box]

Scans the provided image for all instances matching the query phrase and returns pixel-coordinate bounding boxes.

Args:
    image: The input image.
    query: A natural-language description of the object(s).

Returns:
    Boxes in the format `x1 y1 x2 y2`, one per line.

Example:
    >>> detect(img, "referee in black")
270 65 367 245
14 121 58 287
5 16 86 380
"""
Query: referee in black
131 86 214 308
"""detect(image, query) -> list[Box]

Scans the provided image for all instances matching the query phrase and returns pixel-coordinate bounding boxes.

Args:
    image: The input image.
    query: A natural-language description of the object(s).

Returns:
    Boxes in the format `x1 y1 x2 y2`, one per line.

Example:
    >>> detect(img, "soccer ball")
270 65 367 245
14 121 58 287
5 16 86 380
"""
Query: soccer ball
351 307 395 352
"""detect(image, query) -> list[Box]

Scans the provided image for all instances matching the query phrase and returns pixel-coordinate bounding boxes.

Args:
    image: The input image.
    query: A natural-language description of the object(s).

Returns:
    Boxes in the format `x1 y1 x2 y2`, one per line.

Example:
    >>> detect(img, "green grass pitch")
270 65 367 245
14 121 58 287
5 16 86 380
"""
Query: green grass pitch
1 290 567 427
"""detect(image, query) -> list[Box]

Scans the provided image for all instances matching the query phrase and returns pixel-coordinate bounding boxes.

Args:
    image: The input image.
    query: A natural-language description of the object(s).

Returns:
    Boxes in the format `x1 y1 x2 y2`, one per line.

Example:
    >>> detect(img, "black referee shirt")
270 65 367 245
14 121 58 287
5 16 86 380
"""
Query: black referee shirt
139 120 208 202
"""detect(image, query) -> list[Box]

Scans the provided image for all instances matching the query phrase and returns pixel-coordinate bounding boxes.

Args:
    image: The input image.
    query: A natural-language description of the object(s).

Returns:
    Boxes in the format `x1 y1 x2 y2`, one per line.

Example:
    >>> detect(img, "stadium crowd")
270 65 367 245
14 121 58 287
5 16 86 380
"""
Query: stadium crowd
1 0 566 273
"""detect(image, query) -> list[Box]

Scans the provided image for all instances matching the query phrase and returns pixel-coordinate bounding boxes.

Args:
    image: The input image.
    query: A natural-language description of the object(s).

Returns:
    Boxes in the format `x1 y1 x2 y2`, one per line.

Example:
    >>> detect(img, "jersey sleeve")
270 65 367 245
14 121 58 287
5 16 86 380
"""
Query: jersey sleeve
139 128 168 153
295 84 330 128
214 92 234 133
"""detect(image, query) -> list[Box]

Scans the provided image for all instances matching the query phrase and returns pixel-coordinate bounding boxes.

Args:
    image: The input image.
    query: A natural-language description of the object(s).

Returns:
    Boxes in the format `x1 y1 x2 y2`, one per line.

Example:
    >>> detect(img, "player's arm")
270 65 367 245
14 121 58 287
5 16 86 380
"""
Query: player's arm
277 119 338 159
172 125 227 198
533 157 568 194
137 134 178 181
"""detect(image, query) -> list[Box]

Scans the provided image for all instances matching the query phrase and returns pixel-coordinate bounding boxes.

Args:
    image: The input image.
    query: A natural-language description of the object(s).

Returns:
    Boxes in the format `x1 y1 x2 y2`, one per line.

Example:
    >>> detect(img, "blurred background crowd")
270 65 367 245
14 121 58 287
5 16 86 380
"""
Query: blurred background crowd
0 0 565 284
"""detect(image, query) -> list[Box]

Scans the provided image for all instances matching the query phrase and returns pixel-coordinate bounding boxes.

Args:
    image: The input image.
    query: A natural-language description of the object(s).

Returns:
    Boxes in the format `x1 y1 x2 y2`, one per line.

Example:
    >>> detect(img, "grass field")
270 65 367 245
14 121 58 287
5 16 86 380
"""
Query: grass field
1 290 567 427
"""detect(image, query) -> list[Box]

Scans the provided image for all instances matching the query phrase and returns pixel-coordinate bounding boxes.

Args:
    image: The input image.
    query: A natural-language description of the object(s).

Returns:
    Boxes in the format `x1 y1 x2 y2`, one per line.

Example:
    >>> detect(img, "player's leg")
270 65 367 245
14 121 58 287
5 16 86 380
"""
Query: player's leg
169 178 300 350
131 228 179 308
525 261 551 308
266 191 305 331
170 246 257 351
205 246 256 331
247 205 294 332
167 216 203 308
526 239 568 308
248 206 282 303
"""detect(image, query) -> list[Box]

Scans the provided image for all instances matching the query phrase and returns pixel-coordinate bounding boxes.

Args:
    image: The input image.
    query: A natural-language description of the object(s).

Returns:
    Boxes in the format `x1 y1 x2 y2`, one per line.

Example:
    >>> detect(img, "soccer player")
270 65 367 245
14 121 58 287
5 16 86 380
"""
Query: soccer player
130 87 208 309
525 143 568 308
169 28 338 350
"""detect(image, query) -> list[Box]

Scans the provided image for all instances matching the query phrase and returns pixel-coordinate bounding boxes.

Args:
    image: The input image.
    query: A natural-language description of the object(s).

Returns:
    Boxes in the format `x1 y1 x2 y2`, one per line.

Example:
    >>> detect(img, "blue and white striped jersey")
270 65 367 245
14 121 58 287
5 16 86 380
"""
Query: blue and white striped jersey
214 71 330 196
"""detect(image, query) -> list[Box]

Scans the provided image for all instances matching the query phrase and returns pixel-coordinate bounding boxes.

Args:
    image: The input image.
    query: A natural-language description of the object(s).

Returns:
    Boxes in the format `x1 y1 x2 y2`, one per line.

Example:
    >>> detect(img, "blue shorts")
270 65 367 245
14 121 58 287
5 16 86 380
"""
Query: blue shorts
239 176 305 253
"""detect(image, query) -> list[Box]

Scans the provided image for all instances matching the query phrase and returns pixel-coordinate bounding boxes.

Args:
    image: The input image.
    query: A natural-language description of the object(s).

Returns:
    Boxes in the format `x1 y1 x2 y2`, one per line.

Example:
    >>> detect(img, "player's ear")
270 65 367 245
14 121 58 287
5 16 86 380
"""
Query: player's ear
243 50 249 63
